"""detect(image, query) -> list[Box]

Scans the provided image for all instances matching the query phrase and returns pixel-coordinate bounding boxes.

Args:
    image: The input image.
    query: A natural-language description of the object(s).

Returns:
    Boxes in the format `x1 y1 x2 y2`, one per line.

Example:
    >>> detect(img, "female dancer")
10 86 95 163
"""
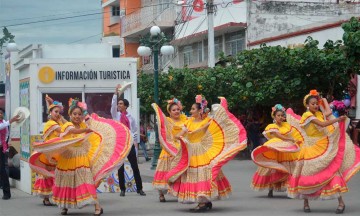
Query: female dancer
251 104 302 197
32 95 65 206
287 90 360 213
31 98 132 215
152 98 187 202
155 95 247 212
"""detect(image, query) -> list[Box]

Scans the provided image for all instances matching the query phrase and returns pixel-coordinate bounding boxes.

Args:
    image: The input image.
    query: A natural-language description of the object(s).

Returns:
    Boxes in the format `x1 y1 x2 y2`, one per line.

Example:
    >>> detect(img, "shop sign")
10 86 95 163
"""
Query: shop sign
38 66 131 84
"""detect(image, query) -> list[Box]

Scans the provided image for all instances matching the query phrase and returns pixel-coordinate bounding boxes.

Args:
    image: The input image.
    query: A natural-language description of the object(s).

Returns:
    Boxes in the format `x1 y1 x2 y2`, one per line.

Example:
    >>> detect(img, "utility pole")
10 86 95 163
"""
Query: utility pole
207 0 215 68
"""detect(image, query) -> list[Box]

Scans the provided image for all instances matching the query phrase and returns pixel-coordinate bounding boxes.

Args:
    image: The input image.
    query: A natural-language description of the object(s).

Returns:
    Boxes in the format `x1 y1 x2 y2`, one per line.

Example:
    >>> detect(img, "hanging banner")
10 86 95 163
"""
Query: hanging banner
19 78 30 161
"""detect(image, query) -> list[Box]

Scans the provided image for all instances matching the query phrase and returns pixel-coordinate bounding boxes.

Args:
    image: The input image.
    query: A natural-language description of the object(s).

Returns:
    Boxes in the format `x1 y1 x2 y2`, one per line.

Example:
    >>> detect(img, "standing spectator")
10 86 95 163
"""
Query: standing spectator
0 108 20 200
247 116 262 151
111 84 146 196
139 122 151 161
7 146 20 180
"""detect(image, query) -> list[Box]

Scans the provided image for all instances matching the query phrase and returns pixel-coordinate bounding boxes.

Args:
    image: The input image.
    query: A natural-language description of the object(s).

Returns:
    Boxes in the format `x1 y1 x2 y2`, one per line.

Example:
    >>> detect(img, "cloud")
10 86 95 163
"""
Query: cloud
0 0 102 47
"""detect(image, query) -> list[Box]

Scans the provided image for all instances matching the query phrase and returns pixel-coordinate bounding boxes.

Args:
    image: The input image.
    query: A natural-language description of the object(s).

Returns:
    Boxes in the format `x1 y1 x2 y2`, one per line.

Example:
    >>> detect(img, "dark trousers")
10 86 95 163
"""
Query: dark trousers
118 145 143 191
0 150 10 197
9 167 20 180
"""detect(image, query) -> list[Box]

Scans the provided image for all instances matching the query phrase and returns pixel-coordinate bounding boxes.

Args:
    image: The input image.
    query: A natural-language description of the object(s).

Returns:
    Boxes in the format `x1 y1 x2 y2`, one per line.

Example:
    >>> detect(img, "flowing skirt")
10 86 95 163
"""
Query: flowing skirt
286 112 360 200
251 136 300 191
153 149 173 193
52 145 97 209
33 176 54 198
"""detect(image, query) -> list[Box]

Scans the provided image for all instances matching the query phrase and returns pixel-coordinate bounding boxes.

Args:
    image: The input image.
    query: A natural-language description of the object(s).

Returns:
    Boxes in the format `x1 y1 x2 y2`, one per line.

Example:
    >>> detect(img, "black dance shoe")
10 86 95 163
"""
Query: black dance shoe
335 205 345 214
120 190 125 197
190 202 212 213
94 208 103 216
137 190 146 196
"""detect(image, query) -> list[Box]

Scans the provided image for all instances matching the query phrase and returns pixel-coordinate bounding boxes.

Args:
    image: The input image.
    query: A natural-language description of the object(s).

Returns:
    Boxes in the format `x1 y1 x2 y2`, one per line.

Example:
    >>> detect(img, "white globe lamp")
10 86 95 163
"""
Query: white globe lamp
150 26 161 36
6 39 17 52
160 45 174 55
137 46 152 57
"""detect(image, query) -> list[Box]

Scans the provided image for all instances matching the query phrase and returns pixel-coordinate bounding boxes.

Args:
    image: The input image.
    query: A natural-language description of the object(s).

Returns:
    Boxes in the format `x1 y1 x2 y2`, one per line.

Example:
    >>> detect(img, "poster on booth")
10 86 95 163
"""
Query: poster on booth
19 79 31 161
96 160 137 193
4 53 11 120
30 135 43 192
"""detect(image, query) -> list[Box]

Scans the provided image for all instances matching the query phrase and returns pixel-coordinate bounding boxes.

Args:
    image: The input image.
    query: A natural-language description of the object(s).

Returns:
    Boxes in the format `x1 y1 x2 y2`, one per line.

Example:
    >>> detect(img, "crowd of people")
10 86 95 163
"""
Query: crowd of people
0 86 359 215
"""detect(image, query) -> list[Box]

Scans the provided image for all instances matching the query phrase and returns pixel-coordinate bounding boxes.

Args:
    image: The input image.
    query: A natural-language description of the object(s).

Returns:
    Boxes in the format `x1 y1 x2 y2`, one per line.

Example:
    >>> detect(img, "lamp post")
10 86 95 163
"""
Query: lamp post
0 27 17 54
137 26 174 169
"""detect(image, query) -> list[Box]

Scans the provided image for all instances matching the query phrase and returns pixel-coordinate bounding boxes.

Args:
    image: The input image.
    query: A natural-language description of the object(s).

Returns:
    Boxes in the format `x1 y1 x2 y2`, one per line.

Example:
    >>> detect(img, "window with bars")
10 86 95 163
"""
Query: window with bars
225 31 245 56
183 45 193 66
112 6 120 16
214 36 223 57
197 42 203 62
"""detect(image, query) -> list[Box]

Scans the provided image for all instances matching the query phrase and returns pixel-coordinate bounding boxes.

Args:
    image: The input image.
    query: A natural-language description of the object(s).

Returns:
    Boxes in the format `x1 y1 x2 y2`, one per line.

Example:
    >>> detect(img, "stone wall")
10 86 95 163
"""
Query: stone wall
248 0 360 42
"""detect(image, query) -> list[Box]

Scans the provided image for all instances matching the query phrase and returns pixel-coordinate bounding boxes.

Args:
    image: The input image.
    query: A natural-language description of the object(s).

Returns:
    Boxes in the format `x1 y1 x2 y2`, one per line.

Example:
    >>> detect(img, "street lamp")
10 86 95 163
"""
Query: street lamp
137 26 174 169
0 27 17 54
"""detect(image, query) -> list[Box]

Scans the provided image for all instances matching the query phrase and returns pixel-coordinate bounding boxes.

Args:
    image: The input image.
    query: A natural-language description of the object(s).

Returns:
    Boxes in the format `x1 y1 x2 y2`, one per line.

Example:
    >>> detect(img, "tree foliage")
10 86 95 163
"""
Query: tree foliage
342 17 360 73
138 18 360 116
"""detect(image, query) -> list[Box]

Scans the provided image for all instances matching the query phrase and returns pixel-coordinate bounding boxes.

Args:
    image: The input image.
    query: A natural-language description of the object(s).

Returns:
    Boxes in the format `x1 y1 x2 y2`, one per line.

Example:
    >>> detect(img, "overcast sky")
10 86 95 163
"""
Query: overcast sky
0 0 102 49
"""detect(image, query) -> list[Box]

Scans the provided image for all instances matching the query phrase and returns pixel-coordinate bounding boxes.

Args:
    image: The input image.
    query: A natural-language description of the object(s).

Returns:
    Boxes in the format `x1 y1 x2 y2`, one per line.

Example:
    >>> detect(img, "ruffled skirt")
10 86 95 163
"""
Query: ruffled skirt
251 138 300 191
287 121 360 200
153 149 173 193
33 176 54 198
52 145 97 209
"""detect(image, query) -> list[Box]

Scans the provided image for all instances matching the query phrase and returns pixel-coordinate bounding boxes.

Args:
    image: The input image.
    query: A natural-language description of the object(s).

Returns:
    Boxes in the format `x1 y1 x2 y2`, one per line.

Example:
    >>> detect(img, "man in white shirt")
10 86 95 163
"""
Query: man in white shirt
0 108 20 200
111 85 146 196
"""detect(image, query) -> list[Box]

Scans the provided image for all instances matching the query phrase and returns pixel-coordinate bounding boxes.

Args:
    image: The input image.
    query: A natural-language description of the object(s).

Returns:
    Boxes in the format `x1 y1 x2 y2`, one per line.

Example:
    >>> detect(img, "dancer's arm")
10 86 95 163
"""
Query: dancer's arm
67 127 92 134
272 132 295 142
0 115 20 130
311 115 346 128
174 126 188 139
111 89 118 120
321 98 332 117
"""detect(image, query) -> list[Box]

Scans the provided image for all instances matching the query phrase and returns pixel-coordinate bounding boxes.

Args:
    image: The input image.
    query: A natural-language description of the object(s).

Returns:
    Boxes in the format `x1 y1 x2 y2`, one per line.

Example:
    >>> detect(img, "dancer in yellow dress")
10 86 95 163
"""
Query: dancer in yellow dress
163 95 247 212
30 98 132 216
152 98 187 202
53 100 98 215
251 104 302 197
31 95 66 206
286 90 360 214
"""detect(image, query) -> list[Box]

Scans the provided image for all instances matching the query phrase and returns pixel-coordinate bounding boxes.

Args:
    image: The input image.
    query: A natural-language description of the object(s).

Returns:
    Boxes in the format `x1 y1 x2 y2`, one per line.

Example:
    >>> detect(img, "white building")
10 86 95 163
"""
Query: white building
7 44 138 193
171 0 247 68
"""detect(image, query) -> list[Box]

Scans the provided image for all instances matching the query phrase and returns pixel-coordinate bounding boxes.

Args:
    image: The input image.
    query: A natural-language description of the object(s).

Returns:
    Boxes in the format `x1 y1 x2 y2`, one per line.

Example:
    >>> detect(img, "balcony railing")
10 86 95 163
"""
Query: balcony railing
121 5 177 37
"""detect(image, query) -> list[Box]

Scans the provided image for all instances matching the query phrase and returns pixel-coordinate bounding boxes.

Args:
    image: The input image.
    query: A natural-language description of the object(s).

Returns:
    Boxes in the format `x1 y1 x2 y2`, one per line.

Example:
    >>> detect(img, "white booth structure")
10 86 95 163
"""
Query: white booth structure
7 44 139 193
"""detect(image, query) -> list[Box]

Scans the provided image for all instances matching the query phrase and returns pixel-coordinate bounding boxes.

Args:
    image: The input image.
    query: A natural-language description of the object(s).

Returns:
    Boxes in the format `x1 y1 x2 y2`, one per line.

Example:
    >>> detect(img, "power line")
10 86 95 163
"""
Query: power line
0 2 183 28
67 5 176 44
162 16 208 70
0 8 101 22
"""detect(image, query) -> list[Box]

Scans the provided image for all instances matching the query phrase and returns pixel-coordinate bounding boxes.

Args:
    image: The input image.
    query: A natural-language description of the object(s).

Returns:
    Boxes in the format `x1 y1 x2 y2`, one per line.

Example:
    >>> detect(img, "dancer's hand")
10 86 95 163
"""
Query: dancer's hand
181 126 188 133
338 116 346 122
115 84 122 93
9 115 20 124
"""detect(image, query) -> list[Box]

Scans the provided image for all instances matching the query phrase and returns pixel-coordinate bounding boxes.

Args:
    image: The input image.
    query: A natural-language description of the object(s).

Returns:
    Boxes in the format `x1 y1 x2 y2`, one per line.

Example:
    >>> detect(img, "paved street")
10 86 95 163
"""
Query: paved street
1 159 360 216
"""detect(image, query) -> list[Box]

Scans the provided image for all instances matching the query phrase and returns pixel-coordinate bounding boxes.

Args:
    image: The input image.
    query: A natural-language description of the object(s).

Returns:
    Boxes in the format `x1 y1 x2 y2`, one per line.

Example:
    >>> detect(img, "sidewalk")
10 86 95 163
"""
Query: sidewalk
1 160 360 216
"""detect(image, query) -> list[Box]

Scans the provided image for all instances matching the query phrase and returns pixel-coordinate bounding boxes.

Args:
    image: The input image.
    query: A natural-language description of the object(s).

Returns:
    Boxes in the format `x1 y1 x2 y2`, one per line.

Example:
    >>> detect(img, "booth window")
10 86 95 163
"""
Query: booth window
85 93 115 119
42 93 82 122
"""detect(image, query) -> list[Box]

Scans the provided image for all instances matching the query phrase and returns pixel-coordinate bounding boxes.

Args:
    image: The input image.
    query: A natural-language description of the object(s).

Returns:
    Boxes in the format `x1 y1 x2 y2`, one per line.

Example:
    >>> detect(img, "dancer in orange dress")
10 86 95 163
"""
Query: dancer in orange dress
251 104 302 197
286 90 360 214
152 98 187 202
159 95 247 212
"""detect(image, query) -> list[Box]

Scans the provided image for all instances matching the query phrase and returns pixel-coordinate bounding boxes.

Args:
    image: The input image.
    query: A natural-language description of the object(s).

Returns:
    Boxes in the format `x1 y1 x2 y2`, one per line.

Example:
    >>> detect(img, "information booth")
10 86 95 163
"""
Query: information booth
13 58 139 193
